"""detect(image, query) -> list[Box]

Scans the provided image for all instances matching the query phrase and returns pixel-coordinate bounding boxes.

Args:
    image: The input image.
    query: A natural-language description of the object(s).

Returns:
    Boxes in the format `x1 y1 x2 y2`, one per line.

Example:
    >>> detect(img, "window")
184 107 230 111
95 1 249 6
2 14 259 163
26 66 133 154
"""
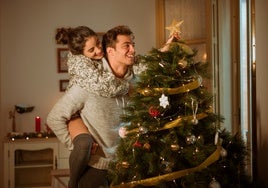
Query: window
156 0 255 177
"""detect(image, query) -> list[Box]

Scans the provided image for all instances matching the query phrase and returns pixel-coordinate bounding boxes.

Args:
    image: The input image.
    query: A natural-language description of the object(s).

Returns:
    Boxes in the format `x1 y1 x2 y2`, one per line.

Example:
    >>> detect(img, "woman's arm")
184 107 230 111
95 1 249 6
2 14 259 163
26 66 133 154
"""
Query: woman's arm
46 85 87 150
67 53 129 97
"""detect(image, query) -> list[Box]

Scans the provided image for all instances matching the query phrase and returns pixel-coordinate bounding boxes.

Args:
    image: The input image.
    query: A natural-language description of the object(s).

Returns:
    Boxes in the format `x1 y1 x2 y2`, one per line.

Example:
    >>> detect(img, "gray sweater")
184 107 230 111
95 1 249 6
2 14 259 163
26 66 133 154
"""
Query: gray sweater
46 59 133 169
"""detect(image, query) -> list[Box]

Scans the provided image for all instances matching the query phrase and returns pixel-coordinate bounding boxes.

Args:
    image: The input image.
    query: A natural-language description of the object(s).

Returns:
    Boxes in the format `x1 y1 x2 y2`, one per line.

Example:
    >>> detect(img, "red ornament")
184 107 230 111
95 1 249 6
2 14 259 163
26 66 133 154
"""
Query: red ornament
133 141 142 148
148 106 161 117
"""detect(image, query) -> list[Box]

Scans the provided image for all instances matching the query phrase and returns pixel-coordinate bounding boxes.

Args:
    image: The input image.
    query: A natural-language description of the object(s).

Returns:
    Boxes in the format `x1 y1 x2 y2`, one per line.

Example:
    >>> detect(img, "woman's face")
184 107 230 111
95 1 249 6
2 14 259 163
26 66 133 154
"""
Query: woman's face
83 36 104 60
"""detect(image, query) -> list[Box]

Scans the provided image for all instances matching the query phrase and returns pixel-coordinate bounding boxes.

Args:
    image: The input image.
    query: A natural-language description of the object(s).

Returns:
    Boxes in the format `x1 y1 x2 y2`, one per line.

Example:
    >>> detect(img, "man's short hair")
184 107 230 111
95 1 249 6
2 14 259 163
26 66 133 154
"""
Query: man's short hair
102 25 134 55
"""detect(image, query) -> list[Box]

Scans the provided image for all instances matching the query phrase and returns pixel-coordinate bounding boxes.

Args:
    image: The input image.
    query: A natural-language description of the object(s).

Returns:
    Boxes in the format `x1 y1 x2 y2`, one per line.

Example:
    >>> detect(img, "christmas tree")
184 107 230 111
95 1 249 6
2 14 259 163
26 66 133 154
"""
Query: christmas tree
109 20 250 188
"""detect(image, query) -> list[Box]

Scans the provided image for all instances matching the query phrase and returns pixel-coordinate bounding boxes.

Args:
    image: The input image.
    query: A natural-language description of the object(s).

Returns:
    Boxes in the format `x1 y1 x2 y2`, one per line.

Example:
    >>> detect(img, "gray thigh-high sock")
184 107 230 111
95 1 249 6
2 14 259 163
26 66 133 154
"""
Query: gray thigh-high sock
69 133 93 188
79 167 108 188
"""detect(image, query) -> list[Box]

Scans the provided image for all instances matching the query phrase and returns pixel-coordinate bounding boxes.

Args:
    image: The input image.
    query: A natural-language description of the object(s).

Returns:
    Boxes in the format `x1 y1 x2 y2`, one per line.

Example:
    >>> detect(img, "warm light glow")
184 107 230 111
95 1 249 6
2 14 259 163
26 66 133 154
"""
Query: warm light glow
202 53 207 61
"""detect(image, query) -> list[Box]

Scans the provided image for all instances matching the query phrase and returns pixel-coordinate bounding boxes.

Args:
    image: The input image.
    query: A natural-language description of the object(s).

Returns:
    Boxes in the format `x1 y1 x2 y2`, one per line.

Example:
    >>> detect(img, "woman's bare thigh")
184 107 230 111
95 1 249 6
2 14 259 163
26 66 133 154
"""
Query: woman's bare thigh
68 118 89 141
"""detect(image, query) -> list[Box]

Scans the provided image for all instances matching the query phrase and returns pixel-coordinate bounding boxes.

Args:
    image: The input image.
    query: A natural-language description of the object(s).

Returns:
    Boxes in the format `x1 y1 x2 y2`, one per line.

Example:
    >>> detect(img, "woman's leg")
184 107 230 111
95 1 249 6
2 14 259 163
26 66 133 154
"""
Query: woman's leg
68 118 93 188
78 167 108 188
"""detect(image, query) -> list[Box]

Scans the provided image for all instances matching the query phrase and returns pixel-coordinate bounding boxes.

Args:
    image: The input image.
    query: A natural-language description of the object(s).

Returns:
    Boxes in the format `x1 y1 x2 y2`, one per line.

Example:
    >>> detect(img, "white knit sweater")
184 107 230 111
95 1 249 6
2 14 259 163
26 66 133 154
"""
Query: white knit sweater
67 52 129 97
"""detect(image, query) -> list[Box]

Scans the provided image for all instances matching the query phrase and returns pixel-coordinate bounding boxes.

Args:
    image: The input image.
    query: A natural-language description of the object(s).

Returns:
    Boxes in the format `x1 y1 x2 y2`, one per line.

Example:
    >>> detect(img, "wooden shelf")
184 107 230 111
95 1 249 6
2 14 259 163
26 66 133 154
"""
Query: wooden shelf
15 163 53 168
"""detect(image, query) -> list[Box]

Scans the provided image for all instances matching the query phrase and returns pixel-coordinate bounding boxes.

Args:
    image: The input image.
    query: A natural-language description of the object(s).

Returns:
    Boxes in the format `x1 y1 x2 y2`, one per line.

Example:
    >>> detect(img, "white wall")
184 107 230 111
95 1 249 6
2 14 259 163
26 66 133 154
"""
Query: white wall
0 0 155 133
0 0 155 186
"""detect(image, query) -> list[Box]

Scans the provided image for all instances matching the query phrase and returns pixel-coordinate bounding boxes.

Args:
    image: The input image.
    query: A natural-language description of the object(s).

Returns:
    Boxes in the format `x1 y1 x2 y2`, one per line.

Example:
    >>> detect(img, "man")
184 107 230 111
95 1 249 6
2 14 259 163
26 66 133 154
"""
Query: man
47 25 136 188
102 25 135 78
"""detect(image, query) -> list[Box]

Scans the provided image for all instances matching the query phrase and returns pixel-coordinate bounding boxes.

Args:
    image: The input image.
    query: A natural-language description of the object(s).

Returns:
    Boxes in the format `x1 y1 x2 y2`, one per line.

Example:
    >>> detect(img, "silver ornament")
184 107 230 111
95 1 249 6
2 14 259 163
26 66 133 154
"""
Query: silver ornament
186 135 197 145
121 161 130 168
191 118 199 125
209 178 221 188
170 144 180 151
160 158 173 173
178 59 188 68
220 147 228 157
197 135 204 144
139 126 148 134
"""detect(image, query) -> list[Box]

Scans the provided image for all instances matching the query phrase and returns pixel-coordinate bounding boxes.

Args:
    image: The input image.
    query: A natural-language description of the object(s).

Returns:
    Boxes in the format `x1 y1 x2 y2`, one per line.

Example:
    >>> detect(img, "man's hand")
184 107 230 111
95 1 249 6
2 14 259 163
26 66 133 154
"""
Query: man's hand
91 142 99 154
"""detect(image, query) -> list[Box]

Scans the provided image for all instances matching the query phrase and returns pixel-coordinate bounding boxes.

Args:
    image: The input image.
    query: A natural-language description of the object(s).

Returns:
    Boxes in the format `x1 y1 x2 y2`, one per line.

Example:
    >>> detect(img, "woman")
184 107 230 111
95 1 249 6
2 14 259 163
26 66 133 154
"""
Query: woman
50 26 131 188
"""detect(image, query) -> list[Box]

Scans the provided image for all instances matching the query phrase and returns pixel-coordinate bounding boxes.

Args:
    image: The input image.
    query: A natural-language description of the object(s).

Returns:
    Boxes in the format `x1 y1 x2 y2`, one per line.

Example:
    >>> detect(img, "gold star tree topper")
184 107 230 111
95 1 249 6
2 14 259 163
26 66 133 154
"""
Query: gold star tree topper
166 19 184 38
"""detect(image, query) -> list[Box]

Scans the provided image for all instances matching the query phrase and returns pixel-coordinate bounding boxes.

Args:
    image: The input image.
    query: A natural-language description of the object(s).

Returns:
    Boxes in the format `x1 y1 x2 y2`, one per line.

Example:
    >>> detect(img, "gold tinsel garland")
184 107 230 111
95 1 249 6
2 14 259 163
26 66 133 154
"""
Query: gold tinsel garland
126 111 209 135
127 75 209 135
126 76 206 135
111 77 219 187
137 76 202 96
110 145 221 188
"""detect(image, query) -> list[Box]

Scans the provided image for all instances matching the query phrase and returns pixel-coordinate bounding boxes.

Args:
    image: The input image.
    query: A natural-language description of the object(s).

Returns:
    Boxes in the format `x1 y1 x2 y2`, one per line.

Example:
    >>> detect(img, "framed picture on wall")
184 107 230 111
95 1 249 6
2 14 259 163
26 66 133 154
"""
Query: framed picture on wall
57 48 69 73
59 79 69 92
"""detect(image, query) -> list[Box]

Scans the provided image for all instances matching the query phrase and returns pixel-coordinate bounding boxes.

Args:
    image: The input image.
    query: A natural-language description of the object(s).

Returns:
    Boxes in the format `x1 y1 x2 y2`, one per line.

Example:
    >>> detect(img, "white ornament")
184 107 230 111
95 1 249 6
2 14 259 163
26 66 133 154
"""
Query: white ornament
159 94 169 108
214 131 219 145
